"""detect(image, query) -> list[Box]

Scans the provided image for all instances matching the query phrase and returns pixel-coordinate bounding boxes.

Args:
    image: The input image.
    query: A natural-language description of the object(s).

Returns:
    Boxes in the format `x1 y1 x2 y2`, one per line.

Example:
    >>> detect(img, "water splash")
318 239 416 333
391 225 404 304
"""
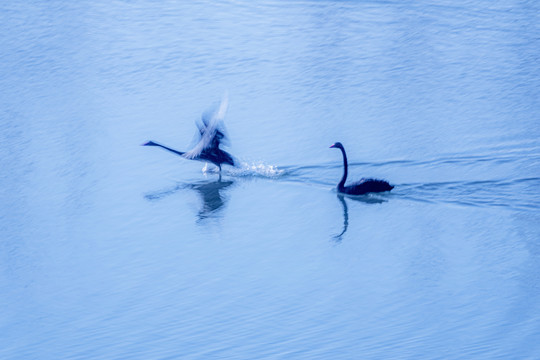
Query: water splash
228 161 286 178
199 160 286 178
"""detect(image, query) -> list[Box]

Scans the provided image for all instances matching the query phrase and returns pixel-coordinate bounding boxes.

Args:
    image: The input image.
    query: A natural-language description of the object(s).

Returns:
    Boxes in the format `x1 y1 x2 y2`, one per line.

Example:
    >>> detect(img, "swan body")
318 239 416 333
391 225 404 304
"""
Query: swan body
142 141 234 171
143 94 235 171
330 142 393 195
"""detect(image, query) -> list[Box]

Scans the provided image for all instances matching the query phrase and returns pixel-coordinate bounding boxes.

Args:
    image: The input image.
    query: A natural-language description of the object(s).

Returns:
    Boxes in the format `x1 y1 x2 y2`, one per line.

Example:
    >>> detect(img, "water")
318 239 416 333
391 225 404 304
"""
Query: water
1 1 539 359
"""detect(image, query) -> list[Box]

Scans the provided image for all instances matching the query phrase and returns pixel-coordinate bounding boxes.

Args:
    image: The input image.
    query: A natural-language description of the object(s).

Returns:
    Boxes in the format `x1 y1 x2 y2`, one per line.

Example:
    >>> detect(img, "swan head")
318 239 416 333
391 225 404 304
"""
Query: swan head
330 142 344 150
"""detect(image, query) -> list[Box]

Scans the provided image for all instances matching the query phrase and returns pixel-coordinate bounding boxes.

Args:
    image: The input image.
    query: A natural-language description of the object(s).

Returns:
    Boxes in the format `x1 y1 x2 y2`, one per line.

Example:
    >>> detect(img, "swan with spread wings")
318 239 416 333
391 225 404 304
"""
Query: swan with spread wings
142 93 236 172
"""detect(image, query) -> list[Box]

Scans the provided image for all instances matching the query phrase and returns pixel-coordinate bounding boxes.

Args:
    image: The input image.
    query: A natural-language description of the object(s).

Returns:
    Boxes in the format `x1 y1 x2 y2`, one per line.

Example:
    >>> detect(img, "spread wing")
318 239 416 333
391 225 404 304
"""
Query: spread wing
183 92 229 160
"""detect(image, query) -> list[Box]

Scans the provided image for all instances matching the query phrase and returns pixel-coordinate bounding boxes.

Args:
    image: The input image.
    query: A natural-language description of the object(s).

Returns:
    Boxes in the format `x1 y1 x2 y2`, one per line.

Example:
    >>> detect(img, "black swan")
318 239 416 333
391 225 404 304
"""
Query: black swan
330 142 393 195
142 94 235 171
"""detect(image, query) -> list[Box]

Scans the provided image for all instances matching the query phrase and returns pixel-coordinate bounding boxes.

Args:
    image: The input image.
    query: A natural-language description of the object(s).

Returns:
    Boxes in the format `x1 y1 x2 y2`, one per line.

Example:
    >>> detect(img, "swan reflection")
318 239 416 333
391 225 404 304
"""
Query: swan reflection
189 178 234 221
145 177 234 221
332 193 387 243
332 195 349 242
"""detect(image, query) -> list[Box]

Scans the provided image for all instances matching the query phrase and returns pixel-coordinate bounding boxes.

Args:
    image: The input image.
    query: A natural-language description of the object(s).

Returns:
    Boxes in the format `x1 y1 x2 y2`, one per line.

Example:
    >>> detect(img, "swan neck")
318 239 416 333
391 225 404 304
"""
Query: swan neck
338 147 348 189
155 143 185 157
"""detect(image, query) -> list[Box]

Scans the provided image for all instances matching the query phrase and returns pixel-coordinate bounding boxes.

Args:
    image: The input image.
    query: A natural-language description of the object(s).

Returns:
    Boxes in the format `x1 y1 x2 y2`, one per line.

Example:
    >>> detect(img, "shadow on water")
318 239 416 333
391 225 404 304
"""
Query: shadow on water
145 177 234 222
332 193 387 243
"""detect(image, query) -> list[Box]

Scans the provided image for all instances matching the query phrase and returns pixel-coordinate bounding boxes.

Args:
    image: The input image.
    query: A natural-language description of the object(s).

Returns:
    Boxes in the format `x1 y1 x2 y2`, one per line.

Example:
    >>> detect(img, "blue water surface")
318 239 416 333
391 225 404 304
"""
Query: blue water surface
1 1 539 359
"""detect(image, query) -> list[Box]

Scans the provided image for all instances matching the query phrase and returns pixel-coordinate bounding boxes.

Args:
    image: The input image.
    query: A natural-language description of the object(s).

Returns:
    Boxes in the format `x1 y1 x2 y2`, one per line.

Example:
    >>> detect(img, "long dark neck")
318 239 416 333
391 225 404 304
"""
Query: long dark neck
338 146 348 190
144 141 185 156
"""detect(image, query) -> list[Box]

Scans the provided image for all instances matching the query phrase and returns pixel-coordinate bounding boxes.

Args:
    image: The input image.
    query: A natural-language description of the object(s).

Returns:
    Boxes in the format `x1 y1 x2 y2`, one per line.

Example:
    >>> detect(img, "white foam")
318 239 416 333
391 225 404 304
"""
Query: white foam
199 160 286 177
229 161 286 178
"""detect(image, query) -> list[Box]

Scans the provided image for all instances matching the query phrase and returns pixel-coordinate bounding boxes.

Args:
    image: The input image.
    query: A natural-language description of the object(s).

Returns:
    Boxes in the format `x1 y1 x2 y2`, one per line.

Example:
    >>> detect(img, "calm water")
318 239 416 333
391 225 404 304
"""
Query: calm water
1 1 539 359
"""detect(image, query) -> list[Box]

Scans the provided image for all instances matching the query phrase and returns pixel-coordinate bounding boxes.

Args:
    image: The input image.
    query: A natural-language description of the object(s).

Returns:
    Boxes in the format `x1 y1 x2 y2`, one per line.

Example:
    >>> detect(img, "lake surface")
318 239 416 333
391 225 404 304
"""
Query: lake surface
1 1 539 359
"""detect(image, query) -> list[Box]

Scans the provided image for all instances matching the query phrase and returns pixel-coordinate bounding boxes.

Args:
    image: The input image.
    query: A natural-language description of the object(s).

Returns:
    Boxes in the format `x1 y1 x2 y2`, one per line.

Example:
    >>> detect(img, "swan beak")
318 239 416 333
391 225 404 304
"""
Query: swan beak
329 144 335 148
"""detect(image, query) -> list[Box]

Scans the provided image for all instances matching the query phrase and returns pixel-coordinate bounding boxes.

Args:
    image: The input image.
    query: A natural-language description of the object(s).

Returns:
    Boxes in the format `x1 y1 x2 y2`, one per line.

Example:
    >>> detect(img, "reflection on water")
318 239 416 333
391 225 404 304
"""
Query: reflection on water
190 178 234 221
332 193 387 242
145 177 234 221
333 195 349 242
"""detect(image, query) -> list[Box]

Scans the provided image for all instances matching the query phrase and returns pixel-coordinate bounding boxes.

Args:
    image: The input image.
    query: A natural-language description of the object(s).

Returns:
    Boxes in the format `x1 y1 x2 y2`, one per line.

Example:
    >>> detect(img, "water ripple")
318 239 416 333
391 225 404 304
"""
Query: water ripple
258 152 540 211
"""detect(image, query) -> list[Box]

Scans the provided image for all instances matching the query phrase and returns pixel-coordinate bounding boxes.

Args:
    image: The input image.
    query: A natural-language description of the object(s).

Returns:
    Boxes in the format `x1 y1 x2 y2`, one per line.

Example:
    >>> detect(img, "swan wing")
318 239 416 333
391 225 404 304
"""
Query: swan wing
183 93 229 159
